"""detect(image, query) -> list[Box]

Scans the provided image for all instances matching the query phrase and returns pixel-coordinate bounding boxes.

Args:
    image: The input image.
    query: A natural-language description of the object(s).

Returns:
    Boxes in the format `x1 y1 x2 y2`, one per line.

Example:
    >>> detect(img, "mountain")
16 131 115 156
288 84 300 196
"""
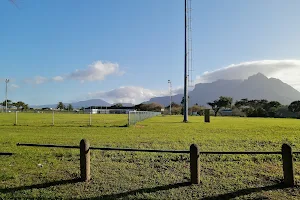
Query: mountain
70 99 111 108
146 73 300 106
31 99 111 109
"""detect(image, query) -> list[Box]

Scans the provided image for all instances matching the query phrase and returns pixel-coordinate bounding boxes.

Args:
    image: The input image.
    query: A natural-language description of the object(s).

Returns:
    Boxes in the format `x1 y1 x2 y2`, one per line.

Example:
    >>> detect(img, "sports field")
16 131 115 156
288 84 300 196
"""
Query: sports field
0 114 300 199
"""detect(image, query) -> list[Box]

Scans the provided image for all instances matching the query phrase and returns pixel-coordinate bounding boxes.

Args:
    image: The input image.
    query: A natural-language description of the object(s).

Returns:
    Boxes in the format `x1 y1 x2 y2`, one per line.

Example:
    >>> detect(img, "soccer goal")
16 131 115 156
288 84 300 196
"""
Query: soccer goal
128 111 161 126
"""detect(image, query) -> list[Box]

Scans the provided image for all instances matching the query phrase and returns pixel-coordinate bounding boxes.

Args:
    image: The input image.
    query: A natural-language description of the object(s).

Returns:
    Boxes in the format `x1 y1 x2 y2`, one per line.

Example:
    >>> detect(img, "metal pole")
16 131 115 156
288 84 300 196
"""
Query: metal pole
52 110 54 126
89 107 92 126
183 0 188 122
5 79 9 113
168 80 172 115
128 111 130 126
15 111 18 125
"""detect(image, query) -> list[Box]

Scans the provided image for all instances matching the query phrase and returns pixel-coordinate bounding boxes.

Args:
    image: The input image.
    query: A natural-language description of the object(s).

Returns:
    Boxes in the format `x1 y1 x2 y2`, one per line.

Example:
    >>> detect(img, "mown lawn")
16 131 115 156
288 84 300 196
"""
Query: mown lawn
0 113 128 127
0 115 300 199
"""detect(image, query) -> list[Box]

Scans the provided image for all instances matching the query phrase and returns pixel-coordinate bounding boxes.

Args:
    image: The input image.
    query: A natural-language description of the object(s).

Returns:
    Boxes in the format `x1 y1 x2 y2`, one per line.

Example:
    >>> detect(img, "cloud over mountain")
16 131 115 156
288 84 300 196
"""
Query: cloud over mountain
196 60 300 90
87 86 169 104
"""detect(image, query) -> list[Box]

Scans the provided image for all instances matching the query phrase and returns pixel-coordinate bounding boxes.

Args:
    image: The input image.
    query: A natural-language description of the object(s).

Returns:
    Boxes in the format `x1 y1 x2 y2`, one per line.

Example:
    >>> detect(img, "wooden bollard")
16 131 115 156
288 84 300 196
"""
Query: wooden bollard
204 109 210 123
282 144 294 187
80 139 90 182
190 144 200 184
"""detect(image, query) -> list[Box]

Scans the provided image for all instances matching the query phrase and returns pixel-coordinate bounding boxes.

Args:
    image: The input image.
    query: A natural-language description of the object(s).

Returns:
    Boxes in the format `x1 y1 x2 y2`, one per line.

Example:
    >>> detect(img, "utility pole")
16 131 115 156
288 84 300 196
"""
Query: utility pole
183 0 188 122
5 79 9 113
168 80 172 115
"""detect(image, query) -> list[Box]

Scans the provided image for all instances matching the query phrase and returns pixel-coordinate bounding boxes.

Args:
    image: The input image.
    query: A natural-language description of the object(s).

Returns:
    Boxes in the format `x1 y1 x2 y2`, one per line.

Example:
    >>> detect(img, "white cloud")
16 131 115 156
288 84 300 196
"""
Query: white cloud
86 86 184 104
24 76 48 85
195 60 300 90
68 61 124 82
52 76 64 82
10 84 19 88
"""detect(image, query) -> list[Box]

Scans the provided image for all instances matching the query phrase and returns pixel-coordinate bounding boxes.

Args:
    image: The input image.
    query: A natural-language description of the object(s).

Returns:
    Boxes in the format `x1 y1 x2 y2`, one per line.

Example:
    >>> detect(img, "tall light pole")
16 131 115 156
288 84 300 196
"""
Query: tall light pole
183 0 188 122
5 79 9 113
168 80 172 115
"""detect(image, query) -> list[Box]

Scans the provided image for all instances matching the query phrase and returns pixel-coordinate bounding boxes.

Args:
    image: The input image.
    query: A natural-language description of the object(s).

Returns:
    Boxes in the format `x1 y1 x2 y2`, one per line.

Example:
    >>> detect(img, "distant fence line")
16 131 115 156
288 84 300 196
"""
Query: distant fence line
17 139 299 186
2 111 160 127
128 111 161 126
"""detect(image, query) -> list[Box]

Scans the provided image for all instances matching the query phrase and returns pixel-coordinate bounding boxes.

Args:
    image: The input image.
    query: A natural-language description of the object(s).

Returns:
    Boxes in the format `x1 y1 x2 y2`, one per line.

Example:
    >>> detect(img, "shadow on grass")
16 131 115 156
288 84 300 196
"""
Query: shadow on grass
82 182 292 200
0 178 81 194
202 183 292 200
0 152 14 156
83 182 191 200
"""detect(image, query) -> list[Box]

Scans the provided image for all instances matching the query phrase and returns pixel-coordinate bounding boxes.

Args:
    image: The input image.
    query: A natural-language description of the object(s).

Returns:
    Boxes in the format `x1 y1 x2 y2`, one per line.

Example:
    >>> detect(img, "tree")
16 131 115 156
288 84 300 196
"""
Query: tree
22 104 29 111
135 103 163 112
1 100 12 108
264 101 281 110
112 103 123 108
207 96 232 116
288 101 300 114
67 104 73 111
190 104 204 115
180 96 190 114
56 102 65 110
13 101 25 110
235 98 249 108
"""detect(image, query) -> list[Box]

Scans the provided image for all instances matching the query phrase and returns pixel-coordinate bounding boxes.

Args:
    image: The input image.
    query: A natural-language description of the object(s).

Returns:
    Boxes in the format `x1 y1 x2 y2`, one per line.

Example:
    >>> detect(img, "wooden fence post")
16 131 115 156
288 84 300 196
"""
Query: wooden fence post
15 111 18 125
52 111 54 126
190 144 200 184
80 139 90 181
204 109 210 123
282 143 294 187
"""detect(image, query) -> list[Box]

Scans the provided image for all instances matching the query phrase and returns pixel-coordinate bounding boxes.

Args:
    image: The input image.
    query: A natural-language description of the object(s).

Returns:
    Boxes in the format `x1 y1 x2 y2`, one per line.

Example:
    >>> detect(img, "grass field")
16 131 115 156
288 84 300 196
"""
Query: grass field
1 114 300 199
0 113 128 127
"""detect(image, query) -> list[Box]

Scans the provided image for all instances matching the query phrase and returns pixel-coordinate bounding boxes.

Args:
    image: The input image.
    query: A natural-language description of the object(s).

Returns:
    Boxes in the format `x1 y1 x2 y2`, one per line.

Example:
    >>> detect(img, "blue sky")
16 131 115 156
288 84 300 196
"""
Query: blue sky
1 0 300 105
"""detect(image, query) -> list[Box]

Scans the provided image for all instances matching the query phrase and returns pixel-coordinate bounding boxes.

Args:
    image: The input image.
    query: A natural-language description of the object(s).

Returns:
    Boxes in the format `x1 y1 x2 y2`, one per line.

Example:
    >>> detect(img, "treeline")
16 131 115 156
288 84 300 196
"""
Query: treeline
135 102 205 115
207 96 300 118
0 100 29 110
135 97 300 119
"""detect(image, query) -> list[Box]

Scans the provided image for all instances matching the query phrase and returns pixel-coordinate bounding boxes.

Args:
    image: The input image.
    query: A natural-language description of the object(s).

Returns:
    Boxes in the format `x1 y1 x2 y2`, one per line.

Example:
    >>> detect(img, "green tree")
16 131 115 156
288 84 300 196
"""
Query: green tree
207 96 233 116
14 101 25 110
235 99 281 117
67 104 73 111
112 103 123 108
56 102 65 110
22 104 29 111
235 98 249 108
180 96 190 114
190 104 204 115
135 103 163 112
288 101 300 114
2 100 12 108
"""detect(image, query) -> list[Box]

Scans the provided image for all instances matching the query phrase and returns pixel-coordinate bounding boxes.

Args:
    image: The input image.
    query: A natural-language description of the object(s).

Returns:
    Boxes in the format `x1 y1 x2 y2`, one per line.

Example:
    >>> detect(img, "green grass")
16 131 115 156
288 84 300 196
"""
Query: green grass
0 114 300 199
0 113 128 127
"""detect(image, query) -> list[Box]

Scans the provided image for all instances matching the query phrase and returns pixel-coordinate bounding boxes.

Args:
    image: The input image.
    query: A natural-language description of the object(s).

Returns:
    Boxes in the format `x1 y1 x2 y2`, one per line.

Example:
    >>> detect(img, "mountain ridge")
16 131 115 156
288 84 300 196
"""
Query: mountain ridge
146 73 300 106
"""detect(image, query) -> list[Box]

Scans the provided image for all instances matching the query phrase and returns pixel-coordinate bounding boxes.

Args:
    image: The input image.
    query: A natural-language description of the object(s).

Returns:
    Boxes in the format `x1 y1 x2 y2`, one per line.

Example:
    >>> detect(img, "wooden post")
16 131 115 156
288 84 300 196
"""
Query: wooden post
15 111 18 125
80 139 90 181
52 111 54 126
89 111 92 126
282 144 294 187
190 144 200 184
128 111 130 126
204 109 210 123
